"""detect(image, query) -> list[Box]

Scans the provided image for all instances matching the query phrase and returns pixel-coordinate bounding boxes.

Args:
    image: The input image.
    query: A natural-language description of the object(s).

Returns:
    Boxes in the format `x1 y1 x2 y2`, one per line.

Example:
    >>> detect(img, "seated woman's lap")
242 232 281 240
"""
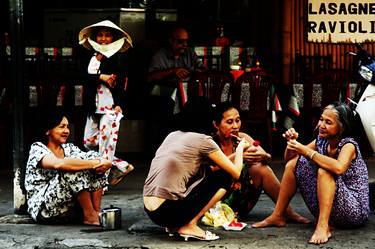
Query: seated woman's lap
59 170 107 192
295 157 320 217
296 157 366 226
37 170 106 221
145 169 231 228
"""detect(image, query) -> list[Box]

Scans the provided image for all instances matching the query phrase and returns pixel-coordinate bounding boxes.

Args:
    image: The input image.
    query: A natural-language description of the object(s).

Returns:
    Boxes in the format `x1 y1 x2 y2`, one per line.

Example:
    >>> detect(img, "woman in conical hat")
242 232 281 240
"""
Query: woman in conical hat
79 20 132 57
79 20 134 185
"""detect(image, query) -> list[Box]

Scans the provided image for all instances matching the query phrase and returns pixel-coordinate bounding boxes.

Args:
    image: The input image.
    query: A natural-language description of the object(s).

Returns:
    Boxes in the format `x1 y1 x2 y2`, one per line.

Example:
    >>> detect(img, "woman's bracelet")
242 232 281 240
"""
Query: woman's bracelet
309 151 317 160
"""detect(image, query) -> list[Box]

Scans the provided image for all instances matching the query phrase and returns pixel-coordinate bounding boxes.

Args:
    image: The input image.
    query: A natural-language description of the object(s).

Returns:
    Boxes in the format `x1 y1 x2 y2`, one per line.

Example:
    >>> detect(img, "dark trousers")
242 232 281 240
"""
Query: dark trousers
144 169 232 228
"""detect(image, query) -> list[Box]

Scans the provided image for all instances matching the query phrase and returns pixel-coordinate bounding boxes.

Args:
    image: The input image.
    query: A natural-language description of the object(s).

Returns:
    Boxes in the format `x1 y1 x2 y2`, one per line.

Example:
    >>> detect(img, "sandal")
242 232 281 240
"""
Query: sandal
179 230 220 241
165 227 178 237
108 164 134 186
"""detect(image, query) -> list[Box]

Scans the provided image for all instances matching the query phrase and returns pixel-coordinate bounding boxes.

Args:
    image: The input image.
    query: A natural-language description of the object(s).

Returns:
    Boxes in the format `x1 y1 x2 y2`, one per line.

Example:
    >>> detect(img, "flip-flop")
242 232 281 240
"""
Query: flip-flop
179 230 220 241
109 164 134 186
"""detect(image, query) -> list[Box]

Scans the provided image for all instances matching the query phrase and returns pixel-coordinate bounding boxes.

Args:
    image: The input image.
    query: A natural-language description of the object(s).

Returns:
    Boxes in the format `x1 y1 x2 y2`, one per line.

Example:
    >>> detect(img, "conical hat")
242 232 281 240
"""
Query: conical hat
78 20 133 57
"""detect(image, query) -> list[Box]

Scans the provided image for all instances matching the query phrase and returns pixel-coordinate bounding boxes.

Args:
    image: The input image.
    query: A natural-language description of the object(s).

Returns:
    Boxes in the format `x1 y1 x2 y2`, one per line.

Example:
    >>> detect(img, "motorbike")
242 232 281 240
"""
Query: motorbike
346 43 375 153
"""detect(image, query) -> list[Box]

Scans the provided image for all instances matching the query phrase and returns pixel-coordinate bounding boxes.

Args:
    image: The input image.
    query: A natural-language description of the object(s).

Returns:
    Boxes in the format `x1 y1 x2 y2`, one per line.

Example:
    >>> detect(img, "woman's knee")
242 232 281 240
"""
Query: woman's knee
317 167 333 177
249 164 274 182
60 170 104 191
249 163 274 176
60 171 86 181
317 167 335 182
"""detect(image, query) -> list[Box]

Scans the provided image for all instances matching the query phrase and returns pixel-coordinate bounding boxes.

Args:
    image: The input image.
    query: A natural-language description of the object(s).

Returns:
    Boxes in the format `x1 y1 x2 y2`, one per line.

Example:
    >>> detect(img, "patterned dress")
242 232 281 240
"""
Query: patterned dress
217 139 262 217
83 54 115 148
222 162 262 217
82 54 131 174
24 142 107 222
295 136 370 227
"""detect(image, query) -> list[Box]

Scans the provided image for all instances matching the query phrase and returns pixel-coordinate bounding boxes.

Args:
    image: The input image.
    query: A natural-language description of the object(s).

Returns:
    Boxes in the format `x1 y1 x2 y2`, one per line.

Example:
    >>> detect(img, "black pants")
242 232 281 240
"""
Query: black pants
145 169 232 228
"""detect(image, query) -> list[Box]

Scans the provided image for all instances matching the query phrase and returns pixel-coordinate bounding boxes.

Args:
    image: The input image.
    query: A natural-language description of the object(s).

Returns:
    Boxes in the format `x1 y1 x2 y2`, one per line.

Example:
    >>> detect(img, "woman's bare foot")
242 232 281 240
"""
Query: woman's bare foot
308 225 332 244
252 214 287 228
83 211 100 226
178 223 205 238
286 211 311 224
83 220 100 226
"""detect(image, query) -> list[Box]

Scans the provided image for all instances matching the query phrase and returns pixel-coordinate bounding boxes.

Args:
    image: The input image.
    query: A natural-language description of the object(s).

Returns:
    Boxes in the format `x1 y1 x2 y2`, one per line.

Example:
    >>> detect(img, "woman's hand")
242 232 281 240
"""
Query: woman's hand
93 158 112 174
95 53 104 61
114 105 122 113
100 74 117 88
236 138 250 152
283 128 299 141
243 149 265 164
286 139 309 156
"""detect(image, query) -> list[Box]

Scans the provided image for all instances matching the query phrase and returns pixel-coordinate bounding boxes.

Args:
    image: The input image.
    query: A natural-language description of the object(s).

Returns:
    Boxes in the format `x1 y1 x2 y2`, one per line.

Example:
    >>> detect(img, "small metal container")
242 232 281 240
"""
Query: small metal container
99 205 122 230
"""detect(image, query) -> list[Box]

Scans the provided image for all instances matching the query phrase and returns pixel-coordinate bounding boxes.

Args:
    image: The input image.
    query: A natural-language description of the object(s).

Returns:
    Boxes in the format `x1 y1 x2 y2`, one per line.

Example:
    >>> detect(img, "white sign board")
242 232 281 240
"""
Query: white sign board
307 0 375 43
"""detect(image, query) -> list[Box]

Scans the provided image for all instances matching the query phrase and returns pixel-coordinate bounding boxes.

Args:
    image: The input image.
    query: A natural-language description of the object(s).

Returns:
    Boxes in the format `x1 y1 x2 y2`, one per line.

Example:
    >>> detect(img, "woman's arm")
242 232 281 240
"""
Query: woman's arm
241 133 271 165
283 128 315 161
224 132 252 161
229 132 271 165
40 154 112 173
208 138 247 180
99 74 116 88
284 139 316 162
287 140 355 175
306 143 355 175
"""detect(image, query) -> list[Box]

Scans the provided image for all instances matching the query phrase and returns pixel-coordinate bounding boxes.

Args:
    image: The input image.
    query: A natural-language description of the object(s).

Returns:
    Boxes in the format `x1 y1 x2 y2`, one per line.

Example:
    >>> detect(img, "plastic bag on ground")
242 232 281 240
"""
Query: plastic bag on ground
201 201 235 227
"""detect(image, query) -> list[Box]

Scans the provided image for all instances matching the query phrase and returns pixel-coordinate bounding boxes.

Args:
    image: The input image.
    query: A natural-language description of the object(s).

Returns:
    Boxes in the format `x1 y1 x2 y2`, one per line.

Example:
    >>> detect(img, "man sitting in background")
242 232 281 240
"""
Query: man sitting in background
146 26 206 155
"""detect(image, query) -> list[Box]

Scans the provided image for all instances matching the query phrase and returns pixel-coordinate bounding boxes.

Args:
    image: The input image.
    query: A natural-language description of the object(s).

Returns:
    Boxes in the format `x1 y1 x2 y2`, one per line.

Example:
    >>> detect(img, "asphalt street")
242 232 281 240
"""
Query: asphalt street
0 155 374 249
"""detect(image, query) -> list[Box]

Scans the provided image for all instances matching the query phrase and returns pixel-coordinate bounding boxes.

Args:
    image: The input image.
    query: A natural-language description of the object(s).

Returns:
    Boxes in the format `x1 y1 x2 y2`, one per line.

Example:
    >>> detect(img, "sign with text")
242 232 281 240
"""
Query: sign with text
307 0 375 43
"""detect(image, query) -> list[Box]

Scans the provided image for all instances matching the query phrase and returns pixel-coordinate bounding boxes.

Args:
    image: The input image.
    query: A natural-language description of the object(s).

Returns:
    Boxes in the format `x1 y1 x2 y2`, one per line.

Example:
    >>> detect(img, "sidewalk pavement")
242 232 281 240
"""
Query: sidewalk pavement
0 156 375 249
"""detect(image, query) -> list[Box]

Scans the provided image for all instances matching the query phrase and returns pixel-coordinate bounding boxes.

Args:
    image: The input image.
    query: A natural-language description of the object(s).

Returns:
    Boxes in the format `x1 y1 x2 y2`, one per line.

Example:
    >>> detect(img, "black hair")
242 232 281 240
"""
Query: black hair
38 108 69 144
212 102 238 124
175 96 214 135
91 26 122 41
